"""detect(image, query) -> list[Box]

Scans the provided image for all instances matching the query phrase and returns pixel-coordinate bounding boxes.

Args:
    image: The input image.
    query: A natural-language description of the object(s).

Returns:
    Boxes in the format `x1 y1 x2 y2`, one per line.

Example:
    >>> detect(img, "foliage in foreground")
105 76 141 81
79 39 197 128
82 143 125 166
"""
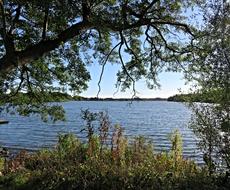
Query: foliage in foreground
188 1 230 175
0 131 229 190
0 110 229 190
0 0 202 121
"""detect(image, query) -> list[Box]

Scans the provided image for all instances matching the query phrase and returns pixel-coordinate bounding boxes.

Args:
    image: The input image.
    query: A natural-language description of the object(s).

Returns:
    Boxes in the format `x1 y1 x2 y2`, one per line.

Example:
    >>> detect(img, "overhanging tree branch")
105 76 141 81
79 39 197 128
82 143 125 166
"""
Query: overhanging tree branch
0 1 16 59
118 31 136 98
97 42 121 97
0 20 93 75
0 1 195 79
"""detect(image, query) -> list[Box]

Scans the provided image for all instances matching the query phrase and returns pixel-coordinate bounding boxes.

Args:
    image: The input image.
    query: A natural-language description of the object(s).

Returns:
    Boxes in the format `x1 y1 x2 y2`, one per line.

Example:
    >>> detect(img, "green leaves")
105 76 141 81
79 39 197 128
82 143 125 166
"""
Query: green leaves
0 0 202 121
1 130 219 190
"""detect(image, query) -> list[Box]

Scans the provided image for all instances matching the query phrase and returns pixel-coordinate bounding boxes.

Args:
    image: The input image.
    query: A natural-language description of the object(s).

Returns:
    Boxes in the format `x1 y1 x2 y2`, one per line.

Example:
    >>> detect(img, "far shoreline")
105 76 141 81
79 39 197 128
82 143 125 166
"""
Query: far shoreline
2 92 211 103
74 97 168 101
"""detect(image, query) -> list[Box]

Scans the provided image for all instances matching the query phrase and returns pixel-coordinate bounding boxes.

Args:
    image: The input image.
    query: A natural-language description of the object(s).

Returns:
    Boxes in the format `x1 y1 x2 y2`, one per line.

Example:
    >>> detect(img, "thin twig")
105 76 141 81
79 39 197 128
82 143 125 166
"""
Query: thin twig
118 31 136 98
97 42 121 97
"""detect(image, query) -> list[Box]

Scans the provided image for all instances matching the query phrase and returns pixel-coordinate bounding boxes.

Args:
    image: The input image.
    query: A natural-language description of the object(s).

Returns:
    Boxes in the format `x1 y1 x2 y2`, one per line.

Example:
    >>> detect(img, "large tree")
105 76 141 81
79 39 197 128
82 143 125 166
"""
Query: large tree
0 0 200 120
188 0 230 174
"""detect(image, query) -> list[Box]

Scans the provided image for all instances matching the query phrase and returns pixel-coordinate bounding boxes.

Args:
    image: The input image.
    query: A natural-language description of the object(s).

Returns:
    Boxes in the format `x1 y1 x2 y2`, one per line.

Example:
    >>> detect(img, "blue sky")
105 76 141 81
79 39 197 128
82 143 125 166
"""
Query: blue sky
80 6 203 99
80 63 190 98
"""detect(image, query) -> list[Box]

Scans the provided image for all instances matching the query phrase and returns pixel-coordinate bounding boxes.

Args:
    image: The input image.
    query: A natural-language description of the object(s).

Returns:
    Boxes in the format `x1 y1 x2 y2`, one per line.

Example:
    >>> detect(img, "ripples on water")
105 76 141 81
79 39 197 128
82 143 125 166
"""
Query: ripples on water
0 101 203 164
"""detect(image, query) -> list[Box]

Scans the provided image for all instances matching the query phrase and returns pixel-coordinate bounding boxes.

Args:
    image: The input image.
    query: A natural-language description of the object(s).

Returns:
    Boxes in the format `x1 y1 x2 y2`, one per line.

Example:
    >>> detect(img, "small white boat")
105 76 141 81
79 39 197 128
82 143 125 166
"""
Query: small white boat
0 120 9 124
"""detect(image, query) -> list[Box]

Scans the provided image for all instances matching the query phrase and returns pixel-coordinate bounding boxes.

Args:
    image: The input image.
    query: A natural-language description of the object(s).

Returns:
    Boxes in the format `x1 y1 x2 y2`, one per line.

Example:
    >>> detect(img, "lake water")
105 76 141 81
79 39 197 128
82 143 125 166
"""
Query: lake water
0 101 203 164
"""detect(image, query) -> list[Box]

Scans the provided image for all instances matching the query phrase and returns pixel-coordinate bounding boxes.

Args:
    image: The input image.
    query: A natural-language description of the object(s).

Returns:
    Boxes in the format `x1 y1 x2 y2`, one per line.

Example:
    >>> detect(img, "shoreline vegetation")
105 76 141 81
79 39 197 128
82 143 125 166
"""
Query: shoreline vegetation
1 92 214 103
0 111 229 190
0 121 229 190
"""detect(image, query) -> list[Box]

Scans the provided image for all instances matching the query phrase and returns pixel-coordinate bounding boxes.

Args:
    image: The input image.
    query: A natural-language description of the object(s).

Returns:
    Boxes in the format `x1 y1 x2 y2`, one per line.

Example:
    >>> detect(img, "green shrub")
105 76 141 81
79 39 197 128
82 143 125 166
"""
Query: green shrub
0 111 228 189
0 157 4 172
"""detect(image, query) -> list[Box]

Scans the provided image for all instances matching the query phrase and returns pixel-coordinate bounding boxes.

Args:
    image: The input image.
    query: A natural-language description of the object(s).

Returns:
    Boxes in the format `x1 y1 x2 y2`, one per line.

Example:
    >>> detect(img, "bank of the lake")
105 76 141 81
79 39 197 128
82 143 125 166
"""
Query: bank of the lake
0 101 229 189
0 131 229 190
0 101 202 163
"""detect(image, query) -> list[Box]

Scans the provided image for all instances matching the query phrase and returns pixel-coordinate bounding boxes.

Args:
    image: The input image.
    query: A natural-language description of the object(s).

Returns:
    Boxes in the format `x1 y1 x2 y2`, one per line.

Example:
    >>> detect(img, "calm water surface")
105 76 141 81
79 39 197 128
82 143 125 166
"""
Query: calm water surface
0 101 203 163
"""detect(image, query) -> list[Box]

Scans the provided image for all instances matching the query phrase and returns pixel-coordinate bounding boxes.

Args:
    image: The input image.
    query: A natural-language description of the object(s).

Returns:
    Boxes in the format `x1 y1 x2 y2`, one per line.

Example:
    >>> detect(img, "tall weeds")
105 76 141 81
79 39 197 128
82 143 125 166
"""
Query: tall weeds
0 110 229 190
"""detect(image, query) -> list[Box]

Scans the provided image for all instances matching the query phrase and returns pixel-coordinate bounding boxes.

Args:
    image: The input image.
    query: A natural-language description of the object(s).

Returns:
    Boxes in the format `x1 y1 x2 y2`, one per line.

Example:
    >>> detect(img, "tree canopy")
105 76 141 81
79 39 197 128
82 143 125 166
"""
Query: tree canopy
0 0 202 120
188 0 230 173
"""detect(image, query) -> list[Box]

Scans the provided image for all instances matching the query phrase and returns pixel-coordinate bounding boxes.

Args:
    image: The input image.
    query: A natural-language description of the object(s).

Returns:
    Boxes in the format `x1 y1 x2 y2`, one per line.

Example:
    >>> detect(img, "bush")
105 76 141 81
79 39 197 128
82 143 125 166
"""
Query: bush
0 132 226 190
0 111 229 189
